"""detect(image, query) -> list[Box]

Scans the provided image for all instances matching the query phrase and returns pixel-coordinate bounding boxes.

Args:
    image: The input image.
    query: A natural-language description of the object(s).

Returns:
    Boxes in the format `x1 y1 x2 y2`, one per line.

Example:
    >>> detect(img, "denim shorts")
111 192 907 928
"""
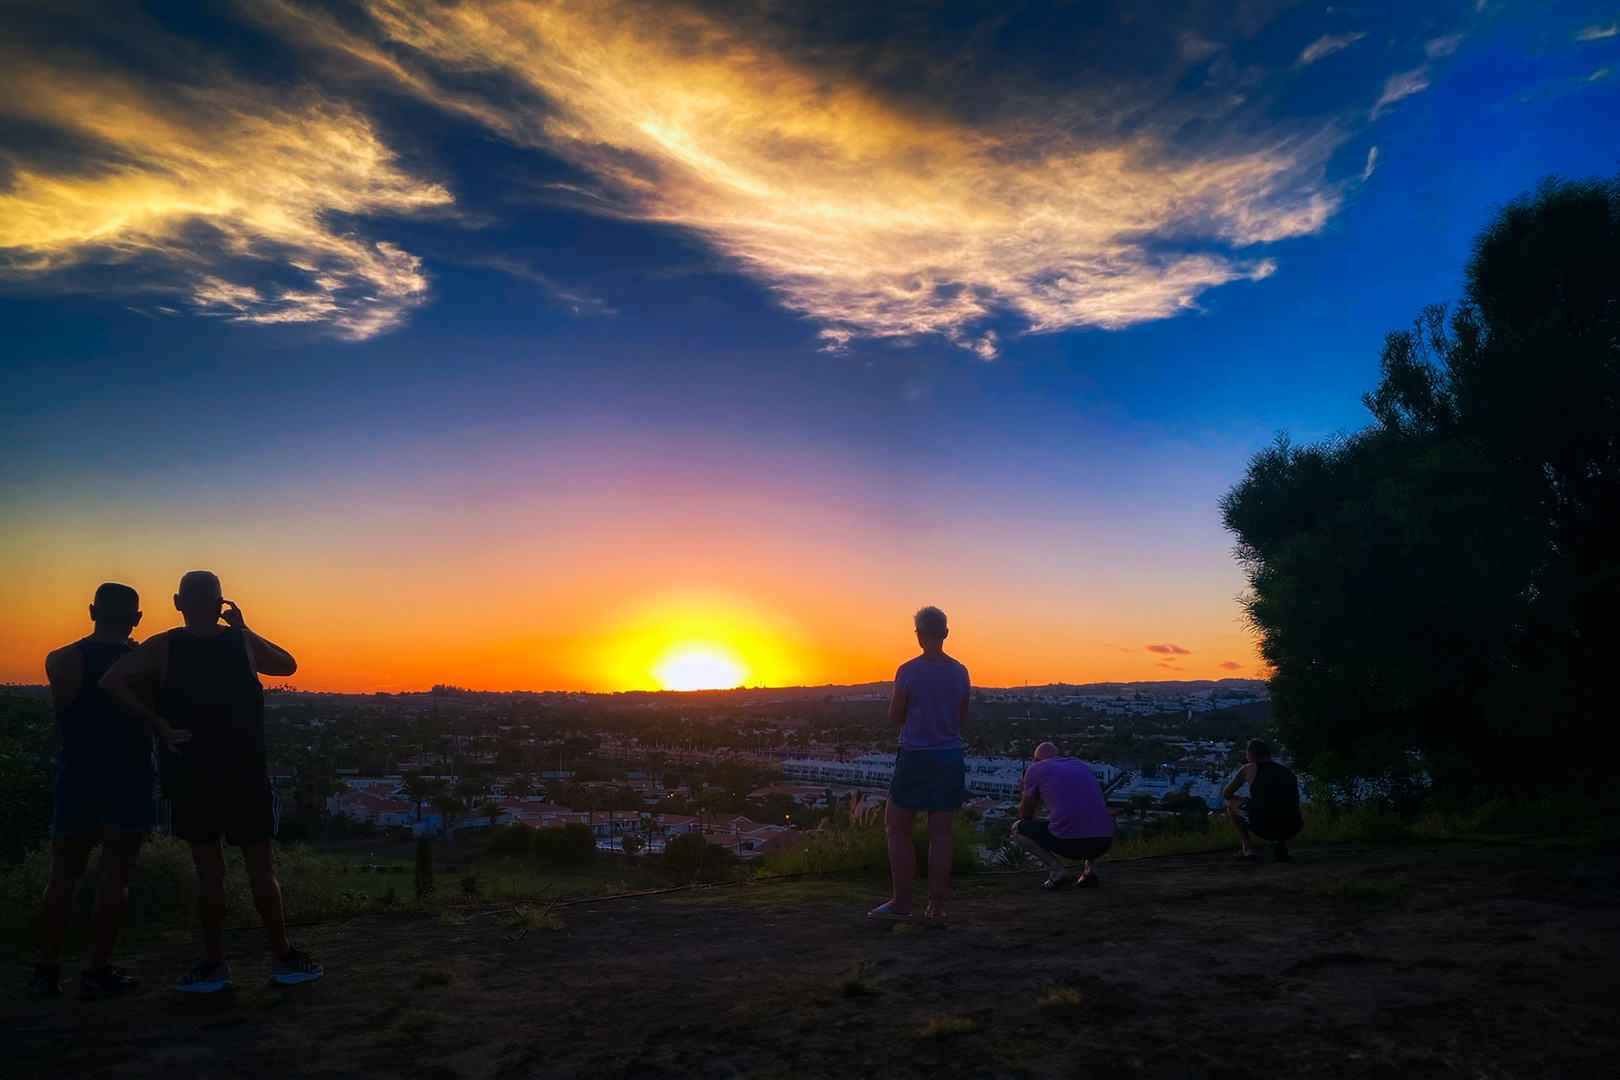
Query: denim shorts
51 755 159 836
889 747 966 812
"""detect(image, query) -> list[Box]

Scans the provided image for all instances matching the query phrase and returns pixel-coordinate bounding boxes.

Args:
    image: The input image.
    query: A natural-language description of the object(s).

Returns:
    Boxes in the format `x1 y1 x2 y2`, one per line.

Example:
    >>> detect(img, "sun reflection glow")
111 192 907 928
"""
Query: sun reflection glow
649 641 752 691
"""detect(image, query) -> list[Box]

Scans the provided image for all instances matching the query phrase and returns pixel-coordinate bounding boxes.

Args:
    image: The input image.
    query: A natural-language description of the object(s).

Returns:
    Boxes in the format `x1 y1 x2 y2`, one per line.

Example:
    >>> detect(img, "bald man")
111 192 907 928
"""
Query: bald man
101 571 322 992
1012 742 1115 889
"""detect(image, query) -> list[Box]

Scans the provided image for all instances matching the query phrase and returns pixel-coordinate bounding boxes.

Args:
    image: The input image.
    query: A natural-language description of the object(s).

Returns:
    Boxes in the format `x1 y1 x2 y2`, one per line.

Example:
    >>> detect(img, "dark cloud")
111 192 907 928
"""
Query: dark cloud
1146 643 1192 654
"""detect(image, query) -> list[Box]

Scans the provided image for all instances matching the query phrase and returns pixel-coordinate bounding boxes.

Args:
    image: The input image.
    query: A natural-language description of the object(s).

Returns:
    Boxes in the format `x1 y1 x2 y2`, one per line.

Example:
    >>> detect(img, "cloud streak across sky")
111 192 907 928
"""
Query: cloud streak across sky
2 1 1504 349
266 0 1348 355
0 22 451 338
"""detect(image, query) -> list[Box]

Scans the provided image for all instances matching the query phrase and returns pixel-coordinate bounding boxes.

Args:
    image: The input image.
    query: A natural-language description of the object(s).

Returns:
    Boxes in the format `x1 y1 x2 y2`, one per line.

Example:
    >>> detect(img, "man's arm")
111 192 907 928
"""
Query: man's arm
222 601 297 677
45 645 82 713
1221 762 1255 800
1016 792 1040 820
99 638 190 753
888 685 907 728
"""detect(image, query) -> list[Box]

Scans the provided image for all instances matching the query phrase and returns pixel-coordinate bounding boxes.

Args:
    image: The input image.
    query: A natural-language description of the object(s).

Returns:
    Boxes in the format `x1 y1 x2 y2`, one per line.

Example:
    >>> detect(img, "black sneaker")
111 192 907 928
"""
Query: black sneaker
268 947 323 986
175 959 232 994
1274 841 1292 862
1235 850 1258 862
29 963 62 997
77 966 140 1001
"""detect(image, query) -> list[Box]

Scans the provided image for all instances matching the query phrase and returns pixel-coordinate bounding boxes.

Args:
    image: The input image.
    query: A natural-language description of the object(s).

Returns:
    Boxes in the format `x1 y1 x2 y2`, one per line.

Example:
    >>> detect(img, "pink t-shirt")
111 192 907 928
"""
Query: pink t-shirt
894 655 969 750
1022 757 1113 839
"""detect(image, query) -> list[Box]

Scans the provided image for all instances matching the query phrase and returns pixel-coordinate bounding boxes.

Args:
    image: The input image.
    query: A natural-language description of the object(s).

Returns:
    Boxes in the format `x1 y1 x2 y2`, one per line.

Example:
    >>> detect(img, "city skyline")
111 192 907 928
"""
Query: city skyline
3 0 1616 692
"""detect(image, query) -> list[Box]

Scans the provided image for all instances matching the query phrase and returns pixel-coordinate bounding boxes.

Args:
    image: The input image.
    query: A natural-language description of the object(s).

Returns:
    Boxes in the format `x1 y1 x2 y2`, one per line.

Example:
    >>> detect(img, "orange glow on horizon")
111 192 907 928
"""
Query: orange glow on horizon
648 641 752 691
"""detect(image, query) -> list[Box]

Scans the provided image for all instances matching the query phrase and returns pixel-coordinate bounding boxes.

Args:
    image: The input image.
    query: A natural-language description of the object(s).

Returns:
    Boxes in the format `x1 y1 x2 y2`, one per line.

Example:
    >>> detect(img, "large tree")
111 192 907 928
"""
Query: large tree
1221 175 1618 803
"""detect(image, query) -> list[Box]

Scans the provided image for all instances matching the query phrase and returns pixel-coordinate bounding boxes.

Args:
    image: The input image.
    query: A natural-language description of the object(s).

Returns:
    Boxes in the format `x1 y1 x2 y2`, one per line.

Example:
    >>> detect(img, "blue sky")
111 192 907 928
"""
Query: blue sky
1 0 1615 690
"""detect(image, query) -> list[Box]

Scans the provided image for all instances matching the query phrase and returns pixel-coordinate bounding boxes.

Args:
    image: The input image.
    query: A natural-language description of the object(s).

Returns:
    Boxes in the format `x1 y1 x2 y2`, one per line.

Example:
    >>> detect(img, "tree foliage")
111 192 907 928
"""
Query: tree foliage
661 832 739 883
0 694 56 865
1222 175 1619 802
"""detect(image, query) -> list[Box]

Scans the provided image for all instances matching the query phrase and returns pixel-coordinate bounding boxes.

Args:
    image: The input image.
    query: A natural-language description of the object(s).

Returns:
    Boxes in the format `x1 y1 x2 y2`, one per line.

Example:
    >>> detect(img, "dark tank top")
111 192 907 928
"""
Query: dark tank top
56 638 155 765
154 628 266 779
1250 759 1301 816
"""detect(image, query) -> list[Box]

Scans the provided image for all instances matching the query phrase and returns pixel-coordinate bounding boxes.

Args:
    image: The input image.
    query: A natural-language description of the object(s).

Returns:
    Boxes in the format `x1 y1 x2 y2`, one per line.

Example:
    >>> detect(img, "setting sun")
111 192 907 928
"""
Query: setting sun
649 641 753 691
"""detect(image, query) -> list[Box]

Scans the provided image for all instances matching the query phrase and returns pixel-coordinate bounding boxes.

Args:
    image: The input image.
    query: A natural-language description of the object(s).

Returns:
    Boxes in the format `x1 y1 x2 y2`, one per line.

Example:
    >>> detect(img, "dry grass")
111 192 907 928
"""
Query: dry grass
916 1015 975 1040
836 961 882 997
503 906 564 931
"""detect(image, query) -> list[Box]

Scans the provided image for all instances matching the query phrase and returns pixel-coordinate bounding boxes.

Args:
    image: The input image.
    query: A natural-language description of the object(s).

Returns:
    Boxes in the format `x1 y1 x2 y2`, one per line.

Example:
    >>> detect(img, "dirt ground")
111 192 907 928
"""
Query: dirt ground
6 843 1617 1079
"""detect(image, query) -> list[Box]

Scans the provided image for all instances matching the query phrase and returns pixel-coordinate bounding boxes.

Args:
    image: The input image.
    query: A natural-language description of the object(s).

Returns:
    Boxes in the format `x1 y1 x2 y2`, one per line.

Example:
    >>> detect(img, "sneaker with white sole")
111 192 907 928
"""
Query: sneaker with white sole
78 965 140 1001
268 947 323 986
176 959 232 994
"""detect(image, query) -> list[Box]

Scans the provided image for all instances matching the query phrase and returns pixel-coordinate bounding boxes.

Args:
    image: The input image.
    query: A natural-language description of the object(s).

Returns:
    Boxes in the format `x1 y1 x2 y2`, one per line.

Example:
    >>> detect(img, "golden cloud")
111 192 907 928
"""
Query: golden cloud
263 0 1342 355
0 44 450 338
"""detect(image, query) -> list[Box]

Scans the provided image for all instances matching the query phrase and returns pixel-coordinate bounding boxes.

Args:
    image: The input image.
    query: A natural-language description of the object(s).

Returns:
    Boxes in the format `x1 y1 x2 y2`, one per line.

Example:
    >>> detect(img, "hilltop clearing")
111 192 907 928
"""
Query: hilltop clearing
6 844 1616 1078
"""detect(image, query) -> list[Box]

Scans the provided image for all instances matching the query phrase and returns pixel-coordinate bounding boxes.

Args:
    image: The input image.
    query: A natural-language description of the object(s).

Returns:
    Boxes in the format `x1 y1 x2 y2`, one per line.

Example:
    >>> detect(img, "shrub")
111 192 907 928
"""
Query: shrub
662 833 740 883
414 837 436 899
533 823 597 866
485 823 535 855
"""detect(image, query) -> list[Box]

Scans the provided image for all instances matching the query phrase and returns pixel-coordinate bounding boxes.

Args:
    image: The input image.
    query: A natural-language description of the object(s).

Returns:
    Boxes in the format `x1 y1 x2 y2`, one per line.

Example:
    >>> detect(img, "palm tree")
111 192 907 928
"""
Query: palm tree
431 791 465 838
401 773 436 823
505 774 536 799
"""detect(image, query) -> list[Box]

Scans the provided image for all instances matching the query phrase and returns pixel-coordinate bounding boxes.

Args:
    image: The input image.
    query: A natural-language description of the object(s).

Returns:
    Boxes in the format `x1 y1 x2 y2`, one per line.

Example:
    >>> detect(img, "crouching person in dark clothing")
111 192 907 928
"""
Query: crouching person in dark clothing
1224 739 1302 862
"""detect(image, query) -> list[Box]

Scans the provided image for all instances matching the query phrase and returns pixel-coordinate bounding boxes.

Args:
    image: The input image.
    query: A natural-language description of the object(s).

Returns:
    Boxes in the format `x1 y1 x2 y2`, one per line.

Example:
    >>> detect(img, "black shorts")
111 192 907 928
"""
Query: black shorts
162 774 280 847
1235 799 1301 843
1015 819 1113 861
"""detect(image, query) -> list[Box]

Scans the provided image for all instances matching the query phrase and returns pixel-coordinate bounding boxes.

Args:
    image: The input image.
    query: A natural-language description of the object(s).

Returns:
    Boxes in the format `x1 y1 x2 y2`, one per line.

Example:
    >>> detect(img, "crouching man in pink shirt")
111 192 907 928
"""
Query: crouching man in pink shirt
1012 742 1114 890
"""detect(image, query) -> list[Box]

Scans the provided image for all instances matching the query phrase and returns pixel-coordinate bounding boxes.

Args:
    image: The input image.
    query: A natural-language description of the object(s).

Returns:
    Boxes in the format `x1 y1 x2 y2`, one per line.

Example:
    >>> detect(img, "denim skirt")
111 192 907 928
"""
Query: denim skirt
889 747 966 812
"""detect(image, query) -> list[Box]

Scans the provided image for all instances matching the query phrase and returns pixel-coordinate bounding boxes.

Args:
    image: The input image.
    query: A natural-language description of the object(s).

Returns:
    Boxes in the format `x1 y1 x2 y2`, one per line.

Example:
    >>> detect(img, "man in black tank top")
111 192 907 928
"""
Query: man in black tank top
33 583 167 1000
1222 738 1303 862
101 570 323 991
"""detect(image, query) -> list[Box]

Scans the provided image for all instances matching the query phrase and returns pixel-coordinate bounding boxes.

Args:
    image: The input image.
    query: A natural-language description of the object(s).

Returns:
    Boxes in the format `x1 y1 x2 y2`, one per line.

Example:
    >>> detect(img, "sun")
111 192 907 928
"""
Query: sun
649 641 753 691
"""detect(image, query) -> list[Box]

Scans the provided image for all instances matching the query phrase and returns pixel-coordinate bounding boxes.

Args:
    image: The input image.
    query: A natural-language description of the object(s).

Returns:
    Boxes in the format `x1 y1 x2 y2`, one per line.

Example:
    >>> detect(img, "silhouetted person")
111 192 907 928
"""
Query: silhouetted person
870 606 969 921
1012 742 1114 889
101 571 322 991
1223 738 1302 862
33 584 182 1000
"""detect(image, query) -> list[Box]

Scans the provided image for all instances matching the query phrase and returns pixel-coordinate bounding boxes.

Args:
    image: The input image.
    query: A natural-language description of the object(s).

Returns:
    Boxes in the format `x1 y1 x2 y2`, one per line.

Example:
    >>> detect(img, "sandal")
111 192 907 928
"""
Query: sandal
867 903 912 920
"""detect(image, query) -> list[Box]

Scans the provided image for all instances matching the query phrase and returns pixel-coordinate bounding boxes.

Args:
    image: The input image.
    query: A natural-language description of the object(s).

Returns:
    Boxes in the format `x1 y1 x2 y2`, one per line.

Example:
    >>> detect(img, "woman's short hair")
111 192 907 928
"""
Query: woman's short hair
913 606 948 638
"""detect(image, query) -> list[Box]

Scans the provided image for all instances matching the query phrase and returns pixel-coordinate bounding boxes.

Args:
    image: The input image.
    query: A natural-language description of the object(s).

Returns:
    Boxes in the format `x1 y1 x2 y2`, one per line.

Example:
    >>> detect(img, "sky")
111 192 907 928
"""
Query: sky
2 0 1616 693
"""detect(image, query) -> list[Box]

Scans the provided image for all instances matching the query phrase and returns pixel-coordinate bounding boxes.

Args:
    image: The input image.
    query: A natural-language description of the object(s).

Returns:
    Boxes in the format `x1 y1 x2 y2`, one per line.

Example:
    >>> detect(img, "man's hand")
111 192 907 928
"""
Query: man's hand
220 600 246 630
153 719 192 754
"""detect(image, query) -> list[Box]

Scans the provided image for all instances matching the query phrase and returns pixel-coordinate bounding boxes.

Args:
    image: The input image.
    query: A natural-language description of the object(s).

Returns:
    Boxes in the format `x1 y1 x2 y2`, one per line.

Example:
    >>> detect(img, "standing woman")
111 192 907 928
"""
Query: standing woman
870 606 969 920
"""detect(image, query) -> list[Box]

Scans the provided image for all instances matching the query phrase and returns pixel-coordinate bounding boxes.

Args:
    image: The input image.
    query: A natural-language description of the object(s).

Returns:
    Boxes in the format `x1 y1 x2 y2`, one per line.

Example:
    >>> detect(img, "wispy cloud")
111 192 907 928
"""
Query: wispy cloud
1576 23 1618 41
1146 643 1192 655
1219 660 1244 670
1370 34 1465 120
261 0 1344 356
1371 67 1431 118
1295 32 1367 68
0 38 450 338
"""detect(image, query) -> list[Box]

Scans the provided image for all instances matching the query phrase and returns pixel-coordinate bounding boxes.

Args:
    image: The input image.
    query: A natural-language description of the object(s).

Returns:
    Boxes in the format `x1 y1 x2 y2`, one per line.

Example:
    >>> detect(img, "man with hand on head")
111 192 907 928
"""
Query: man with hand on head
101 570 323 992
33 583 183 1000
1012 742 1115 890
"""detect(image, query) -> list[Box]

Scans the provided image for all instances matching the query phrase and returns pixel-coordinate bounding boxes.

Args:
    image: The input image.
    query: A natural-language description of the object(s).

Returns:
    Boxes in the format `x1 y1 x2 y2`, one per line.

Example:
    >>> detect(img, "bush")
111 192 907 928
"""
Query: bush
414 837 436 899
485 823 535 855
532 823 597 866
662 833 740 883
0 694 56 866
